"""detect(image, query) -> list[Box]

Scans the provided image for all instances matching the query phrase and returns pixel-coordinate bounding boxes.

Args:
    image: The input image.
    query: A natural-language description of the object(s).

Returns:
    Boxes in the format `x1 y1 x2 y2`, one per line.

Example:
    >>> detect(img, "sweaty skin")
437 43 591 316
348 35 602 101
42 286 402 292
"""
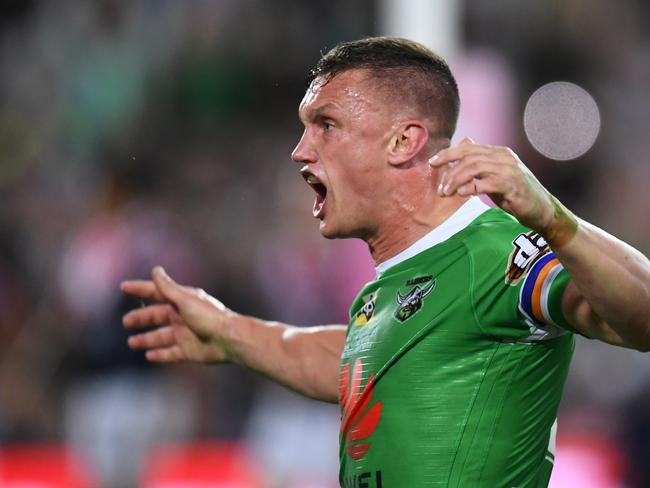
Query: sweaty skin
293 69 462 264
122 70 649 418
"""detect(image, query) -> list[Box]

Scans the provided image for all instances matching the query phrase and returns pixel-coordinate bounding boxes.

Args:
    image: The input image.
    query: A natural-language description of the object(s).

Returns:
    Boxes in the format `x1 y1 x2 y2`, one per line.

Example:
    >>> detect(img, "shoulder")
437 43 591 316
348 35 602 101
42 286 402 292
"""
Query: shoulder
460 207 558 294
463 207 527 242
460 208 535 263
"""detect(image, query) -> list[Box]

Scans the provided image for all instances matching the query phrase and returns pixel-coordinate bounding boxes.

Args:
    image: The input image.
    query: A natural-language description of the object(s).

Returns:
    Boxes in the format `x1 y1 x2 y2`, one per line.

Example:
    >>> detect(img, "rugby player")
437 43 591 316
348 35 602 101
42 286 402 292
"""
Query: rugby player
121 37 650 487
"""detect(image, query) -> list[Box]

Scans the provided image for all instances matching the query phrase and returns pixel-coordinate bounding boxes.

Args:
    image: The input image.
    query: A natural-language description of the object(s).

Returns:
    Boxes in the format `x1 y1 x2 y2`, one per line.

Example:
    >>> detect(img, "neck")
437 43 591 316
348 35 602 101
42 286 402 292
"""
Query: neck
366 194 469 266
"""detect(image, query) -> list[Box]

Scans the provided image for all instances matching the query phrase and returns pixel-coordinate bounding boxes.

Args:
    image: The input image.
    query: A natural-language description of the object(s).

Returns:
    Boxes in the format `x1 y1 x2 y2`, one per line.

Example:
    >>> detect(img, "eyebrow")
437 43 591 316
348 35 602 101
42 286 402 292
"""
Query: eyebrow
300 102 339 122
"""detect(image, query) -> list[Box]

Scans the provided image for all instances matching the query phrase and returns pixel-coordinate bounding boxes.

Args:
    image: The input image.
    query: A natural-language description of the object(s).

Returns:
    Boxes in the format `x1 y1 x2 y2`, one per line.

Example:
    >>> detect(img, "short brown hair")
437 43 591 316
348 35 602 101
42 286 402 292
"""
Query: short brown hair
306 37 460 139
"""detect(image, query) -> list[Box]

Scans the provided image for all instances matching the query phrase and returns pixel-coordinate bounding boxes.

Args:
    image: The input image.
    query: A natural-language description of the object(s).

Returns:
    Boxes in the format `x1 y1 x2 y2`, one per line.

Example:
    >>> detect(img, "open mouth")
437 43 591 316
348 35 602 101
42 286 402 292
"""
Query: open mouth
302 172 328 218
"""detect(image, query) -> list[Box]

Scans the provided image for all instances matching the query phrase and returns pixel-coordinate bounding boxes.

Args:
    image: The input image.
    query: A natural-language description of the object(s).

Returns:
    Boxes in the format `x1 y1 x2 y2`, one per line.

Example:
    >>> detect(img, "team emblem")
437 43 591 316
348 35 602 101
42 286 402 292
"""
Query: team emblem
353 292 377 326
394 280 436 322
505 231 550 285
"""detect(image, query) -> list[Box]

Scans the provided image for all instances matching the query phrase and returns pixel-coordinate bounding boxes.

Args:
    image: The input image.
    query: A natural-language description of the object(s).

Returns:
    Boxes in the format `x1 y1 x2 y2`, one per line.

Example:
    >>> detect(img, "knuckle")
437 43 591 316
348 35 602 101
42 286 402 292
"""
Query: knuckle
458 161 478 178
501 147 517 162
467 160 480 171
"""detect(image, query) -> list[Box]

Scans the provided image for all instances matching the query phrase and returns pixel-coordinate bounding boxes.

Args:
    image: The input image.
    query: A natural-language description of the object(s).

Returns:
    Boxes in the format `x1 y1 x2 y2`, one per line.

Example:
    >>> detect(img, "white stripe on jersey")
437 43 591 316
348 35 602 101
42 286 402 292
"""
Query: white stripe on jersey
540 263 564 326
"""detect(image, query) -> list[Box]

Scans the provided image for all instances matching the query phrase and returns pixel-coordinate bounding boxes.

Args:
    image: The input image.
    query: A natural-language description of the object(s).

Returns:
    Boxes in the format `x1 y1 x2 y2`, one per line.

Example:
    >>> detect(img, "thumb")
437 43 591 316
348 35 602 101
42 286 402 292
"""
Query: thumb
459 137 475 145
152 266 187 306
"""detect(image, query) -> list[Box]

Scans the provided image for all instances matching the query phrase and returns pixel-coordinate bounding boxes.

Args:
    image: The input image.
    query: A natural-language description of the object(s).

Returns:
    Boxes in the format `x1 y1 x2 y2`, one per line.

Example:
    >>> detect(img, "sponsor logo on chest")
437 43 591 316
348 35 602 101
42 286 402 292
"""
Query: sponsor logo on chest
353 292 377 326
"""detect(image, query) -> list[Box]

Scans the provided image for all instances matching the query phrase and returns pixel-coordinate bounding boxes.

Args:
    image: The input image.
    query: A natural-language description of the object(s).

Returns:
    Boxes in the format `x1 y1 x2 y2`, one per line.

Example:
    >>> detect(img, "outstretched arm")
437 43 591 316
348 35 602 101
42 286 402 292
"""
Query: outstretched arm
430 138 650 351
122 267 345 402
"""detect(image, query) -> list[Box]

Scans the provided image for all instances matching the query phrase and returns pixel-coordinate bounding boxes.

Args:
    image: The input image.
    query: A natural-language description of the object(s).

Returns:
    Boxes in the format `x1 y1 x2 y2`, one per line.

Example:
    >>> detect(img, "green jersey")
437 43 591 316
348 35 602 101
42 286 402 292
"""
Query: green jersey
338 198 575 488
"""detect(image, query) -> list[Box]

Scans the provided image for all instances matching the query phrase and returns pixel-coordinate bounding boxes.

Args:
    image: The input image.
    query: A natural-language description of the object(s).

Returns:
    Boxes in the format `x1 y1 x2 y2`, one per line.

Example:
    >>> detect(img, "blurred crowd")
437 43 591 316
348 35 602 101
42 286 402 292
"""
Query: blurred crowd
0 1 648 487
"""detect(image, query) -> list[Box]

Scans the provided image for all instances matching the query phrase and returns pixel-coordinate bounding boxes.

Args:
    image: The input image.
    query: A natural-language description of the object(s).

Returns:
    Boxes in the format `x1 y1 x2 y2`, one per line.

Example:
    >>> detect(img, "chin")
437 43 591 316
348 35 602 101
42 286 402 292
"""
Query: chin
318 221 340 239
318 219 362 240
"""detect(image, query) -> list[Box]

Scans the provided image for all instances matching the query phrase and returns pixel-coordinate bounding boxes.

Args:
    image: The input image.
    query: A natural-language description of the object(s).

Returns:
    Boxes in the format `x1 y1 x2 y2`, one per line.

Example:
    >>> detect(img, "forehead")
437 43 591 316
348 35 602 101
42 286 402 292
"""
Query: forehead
299 69 380 118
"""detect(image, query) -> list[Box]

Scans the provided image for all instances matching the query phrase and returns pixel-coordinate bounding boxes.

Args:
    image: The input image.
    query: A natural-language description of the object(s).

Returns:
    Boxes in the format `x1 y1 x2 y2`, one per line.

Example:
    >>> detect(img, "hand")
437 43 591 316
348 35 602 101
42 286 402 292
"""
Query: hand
121 266 234 364
429 138 576 244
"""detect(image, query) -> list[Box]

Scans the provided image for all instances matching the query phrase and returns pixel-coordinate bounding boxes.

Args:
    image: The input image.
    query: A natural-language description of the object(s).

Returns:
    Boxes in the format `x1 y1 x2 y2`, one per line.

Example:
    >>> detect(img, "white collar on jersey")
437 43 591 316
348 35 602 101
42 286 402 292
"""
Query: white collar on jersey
375 196 491 276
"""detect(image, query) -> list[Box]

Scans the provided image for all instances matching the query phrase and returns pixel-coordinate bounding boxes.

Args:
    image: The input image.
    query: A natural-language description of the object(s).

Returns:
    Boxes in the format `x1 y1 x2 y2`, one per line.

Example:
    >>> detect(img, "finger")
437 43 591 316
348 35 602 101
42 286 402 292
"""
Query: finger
438 161 507 196
152 266 191 307
429 142 495 167
456 175 495 196
438 152 492 190
128 325 177 350
430 145 487 166
456 179 478 196
120 280 166 302
441 163 505 197
145 345 186 363
457 174 502 196
123 303 180 329
459 136 475 145
438 157 503 196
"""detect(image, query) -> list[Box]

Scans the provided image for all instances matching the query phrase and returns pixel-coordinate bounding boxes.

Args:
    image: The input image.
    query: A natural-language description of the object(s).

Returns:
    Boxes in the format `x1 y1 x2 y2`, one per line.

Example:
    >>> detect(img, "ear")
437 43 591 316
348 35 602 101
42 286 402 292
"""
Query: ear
386 121 429 166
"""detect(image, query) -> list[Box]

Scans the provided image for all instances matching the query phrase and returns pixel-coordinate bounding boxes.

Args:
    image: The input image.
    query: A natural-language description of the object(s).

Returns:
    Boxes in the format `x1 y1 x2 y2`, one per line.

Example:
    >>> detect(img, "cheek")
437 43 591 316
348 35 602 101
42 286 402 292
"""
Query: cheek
325 136 386 199
338 168 383 211
332 156 372 197
348 145 385 190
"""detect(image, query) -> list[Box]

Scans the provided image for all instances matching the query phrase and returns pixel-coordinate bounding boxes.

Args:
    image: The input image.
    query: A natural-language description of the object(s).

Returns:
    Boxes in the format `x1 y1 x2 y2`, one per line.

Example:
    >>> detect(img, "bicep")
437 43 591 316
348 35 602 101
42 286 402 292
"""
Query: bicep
562 281 626 347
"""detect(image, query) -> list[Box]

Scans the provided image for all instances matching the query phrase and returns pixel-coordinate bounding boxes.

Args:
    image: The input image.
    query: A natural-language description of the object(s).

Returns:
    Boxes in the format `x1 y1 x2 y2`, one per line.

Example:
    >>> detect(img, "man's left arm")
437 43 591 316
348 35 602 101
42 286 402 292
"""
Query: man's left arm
430 138 650 351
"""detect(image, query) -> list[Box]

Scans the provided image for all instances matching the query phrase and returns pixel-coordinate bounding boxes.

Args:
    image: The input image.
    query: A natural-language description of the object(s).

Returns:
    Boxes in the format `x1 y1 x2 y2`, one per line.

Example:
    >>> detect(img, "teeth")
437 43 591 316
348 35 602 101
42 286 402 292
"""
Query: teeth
306 175 320 184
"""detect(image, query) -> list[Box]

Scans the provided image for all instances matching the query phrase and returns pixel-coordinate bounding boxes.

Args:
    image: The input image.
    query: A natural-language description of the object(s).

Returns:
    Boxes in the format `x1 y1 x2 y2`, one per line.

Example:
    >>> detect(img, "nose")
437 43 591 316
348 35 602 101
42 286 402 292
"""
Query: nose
291 130 317 164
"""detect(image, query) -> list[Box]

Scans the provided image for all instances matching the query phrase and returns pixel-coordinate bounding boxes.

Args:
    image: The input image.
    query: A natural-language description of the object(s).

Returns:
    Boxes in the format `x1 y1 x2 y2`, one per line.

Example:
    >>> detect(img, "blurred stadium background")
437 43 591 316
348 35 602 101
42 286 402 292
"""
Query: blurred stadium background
0 1 648 487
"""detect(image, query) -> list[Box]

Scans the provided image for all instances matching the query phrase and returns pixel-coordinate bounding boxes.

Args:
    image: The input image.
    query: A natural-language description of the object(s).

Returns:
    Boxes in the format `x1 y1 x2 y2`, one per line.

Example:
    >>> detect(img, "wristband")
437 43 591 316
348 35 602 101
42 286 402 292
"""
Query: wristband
544 196 579 248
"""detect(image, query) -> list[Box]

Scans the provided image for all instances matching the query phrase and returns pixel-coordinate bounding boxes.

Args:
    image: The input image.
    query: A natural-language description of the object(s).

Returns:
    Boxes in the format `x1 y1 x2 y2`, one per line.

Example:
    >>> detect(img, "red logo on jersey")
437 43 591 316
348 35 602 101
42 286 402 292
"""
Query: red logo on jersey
339 358 383 460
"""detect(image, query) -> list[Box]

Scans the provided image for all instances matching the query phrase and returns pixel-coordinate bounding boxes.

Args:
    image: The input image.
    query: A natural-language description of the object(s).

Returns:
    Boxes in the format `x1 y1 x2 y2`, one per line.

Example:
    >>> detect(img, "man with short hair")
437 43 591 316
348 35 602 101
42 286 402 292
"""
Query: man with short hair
121 37 650 487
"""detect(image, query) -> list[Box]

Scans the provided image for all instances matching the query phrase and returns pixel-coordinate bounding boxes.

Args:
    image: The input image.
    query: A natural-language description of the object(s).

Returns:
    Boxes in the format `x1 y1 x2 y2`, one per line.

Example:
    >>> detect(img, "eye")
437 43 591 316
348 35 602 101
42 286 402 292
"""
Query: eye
322 120 334 132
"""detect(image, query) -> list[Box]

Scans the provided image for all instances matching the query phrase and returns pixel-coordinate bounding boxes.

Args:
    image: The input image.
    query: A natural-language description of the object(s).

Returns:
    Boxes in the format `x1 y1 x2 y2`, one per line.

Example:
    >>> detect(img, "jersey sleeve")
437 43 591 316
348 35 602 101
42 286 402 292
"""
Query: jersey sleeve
463 215 576 341
517 250 576 333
